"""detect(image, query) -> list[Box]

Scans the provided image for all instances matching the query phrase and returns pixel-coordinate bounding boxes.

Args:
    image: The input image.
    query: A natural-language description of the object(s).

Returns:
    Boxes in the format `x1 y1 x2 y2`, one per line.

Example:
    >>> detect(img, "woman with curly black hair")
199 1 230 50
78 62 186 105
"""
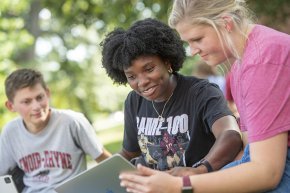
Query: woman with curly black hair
101 18 242 175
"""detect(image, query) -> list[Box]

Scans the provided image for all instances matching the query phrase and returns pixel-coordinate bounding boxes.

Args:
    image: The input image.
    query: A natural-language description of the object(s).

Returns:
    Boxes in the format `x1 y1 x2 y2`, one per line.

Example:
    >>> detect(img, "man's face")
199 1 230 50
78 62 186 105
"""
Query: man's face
6 83 51 133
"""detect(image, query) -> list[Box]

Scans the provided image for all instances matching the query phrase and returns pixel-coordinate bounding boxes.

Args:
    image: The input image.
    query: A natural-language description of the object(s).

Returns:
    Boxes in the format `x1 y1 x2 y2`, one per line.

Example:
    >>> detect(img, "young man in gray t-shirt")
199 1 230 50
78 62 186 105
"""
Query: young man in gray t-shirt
0 68 111 193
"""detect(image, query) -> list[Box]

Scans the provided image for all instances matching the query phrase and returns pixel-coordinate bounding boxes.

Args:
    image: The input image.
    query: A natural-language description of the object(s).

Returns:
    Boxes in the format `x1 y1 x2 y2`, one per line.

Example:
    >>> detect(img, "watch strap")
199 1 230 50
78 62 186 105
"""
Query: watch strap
183 176 191 187
200 159 213 172
192 159 213 172
182 176 193 193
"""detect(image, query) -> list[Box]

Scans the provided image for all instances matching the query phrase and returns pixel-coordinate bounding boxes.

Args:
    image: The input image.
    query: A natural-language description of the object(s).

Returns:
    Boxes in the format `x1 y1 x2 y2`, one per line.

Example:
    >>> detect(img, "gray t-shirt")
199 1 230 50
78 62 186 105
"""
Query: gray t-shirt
0 108 104 193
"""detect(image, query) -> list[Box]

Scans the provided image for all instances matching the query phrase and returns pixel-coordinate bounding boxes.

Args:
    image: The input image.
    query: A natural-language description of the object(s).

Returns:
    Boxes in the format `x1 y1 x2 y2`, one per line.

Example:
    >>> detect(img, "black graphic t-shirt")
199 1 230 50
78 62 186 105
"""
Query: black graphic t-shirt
123 73 232 170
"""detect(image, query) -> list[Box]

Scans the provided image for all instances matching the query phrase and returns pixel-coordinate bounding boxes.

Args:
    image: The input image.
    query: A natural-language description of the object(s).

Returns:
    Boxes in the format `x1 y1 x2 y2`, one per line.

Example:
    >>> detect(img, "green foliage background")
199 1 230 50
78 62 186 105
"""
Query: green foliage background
0 0 289 131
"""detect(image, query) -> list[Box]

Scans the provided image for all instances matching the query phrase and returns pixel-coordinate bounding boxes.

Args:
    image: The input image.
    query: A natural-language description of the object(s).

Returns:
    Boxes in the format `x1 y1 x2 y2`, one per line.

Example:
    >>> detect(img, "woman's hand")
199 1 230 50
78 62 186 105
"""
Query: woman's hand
120 164 182 193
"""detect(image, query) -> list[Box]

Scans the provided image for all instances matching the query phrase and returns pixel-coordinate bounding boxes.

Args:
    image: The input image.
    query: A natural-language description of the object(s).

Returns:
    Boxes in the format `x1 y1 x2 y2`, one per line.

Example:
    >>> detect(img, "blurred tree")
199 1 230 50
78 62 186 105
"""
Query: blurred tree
248 0 290 34
0 0 173 129
0 0 34 128
0 0 289 130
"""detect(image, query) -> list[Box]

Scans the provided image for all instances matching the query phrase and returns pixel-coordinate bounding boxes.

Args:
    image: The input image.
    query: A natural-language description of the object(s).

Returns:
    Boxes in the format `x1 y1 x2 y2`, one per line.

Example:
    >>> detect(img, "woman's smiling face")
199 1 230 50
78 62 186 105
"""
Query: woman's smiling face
124 55 172 102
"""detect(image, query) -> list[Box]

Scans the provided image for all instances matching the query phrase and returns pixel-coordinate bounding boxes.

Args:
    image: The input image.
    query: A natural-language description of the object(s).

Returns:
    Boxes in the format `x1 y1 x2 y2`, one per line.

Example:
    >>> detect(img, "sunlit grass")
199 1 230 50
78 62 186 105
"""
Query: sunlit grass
96 123 124 150
98 124 123 154
104 141 122 154
87 124 123 166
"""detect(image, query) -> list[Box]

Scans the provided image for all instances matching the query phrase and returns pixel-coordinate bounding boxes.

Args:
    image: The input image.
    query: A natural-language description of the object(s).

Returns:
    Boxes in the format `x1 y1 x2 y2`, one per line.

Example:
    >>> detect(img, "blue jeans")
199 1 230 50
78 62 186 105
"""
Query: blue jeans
264 147 290 193
222 144 251 169
223 145 290 192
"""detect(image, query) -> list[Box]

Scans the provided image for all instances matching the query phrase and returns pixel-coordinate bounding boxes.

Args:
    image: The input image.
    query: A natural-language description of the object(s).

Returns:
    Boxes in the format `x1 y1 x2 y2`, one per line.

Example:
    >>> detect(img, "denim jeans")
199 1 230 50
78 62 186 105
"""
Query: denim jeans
222 144 251 169
264 147 290 193
222 145 290 192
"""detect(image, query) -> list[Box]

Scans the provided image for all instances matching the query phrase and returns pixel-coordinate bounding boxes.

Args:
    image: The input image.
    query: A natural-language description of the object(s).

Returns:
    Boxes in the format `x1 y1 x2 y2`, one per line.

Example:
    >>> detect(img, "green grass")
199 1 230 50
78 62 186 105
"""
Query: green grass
87 124 123 165
104 141 122 154
100 124 123 154
96 124 124 152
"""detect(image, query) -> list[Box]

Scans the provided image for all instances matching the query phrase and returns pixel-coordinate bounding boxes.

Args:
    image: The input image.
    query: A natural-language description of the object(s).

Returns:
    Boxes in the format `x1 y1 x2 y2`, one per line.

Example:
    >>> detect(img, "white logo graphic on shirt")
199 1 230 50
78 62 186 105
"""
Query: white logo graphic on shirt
136 114 190 170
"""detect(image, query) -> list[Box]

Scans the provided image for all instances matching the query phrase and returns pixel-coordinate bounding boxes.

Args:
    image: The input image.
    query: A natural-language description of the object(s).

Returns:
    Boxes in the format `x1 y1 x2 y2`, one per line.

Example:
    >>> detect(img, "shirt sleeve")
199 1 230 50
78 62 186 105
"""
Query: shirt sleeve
123 92 140 152
241 62 290 143
71 112 104 160
192 80 233 133
0 128 18 175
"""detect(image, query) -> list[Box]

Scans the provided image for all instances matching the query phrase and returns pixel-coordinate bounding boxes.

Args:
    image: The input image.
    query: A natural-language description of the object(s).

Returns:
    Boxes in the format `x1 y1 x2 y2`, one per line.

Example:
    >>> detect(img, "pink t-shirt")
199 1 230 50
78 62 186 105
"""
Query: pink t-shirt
231 25 290 146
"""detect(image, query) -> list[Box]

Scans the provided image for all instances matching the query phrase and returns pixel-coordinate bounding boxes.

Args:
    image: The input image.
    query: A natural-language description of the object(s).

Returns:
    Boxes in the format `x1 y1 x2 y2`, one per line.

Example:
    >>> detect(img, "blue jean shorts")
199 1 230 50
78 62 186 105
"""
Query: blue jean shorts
222 144 251 169
264 147 290 193
222 145 290 192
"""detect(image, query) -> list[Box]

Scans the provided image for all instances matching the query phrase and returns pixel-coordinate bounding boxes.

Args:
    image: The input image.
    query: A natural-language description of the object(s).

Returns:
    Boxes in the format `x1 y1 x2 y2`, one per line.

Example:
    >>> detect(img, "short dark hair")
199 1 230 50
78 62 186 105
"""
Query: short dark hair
5 68 47 101
100 18 186 85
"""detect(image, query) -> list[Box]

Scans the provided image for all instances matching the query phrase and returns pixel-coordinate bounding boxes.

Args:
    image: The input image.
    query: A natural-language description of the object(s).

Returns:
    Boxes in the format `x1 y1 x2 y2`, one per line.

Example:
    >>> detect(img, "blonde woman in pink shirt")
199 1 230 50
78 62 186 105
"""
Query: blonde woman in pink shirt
119 0 290 192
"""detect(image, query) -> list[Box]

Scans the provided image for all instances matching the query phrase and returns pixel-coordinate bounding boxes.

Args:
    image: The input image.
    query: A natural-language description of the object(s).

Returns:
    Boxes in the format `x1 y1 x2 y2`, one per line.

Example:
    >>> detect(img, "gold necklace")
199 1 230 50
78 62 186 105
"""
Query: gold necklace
151 92 174 122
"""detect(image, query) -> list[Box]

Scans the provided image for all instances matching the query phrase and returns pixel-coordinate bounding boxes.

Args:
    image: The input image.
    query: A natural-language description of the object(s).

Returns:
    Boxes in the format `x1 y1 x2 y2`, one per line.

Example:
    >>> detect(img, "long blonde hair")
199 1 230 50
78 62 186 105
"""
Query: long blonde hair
169 0 256 67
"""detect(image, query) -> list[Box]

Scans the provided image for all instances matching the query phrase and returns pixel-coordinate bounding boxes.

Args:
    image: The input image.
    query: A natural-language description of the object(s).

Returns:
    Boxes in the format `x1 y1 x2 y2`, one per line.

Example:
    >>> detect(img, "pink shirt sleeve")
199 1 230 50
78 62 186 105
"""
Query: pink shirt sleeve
242 60 290 144
233 25 290 145
231 26 290 146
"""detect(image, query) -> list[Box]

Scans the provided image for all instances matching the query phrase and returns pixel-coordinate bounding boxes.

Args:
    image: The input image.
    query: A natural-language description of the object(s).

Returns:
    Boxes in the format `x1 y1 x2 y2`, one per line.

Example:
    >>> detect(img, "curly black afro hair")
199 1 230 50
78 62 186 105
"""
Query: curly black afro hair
100 18 186 85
